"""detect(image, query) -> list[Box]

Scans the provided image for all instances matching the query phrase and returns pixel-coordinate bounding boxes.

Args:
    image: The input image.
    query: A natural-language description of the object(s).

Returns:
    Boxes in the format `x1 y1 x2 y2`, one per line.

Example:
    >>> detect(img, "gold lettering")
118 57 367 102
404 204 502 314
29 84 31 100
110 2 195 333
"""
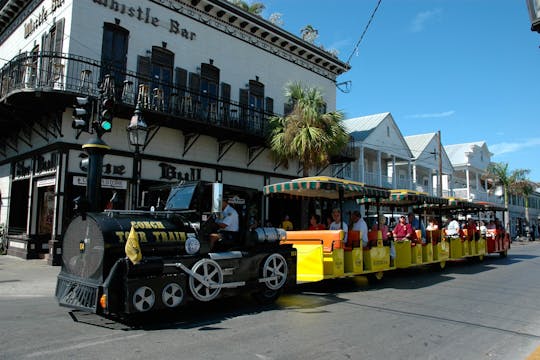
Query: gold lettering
116 231 127 242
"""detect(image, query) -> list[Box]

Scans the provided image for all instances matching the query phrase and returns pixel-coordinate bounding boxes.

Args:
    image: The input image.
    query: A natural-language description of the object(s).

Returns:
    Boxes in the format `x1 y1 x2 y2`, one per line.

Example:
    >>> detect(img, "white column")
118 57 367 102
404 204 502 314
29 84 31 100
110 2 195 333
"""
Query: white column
359 144 365 183
412 164 417 191
391 155 396 188
377 150 382 187
466 168 470 200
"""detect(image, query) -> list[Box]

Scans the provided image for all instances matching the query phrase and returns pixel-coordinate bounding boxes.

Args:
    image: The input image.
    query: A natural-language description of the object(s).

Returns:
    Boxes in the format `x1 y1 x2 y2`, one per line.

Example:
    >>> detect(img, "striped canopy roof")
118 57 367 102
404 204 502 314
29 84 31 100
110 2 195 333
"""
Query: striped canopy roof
384 189 448 206
263 176 390 200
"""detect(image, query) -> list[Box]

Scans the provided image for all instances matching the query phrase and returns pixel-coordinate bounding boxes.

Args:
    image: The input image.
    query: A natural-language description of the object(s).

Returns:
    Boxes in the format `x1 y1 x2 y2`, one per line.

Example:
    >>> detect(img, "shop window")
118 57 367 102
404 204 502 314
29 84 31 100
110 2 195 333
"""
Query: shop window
37 185 55 235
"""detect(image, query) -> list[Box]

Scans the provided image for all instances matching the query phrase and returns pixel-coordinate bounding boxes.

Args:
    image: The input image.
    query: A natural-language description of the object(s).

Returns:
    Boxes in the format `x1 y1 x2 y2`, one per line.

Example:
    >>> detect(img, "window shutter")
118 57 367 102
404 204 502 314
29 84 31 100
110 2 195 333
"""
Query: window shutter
174 67 188 91
53 18 64 54
239 88 248 123
189 72 200 94
265 97 273 114
221 82 231 101
137 55 151 82
284 102 293 116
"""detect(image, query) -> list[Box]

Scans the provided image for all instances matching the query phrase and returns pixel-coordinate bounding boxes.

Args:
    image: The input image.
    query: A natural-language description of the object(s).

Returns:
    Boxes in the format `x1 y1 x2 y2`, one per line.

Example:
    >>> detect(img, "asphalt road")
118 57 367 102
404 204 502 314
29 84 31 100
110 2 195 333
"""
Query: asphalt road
1 242 540 360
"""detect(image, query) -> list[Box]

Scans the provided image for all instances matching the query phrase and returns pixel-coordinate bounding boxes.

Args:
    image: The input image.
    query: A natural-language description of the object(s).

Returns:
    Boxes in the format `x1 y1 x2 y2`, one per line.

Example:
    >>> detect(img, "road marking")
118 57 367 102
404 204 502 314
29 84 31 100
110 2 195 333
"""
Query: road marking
527 345 540 360
24 334 144 358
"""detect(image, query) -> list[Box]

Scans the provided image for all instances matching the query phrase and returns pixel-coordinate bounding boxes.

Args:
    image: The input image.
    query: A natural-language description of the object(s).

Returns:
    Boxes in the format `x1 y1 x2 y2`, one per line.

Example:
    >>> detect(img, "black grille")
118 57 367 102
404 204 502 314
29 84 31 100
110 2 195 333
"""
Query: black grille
56 274 99 313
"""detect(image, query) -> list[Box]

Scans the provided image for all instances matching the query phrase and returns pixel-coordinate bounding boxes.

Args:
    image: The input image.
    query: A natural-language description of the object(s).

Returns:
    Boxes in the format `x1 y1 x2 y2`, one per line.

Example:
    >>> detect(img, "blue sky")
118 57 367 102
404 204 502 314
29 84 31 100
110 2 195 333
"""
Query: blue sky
261 0 540 181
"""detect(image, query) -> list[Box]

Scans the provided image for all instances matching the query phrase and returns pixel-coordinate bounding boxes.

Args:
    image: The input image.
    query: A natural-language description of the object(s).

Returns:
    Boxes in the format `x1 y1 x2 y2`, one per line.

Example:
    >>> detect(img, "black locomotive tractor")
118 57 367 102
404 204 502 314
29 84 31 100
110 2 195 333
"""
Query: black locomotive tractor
55 181 297 318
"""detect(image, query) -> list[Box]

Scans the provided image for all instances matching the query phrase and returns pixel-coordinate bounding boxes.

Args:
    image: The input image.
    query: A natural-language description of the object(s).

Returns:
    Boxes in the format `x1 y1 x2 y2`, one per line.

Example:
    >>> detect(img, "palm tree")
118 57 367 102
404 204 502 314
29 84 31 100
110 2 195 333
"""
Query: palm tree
268 82 349 177
510 175 539 230
228 0 265 16
486 162 532 233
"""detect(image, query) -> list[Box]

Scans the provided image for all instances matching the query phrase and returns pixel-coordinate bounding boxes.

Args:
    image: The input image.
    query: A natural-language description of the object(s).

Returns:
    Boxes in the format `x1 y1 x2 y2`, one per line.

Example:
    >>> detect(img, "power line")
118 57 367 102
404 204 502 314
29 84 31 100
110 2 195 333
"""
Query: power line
345 0 383 66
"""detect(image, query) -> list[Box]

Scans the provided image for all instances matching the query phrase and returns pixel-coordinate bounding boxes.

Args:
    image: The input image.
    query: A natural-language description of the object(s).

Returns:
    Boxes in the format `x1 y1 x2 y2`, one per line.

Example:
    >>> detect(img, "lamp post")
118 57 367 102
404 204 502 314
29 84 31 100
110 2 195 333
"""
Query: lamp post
527 0 540 32
127 102 149 210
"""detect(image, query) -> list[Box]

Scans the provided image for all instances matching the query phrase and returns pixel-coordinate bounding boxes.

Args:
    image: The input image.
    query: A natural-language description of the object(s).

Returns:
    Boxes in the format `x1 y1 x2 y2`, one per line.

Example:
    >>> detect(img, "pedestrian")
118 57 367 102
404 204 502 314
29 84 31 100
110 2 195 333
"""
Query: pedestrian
280 215 293 230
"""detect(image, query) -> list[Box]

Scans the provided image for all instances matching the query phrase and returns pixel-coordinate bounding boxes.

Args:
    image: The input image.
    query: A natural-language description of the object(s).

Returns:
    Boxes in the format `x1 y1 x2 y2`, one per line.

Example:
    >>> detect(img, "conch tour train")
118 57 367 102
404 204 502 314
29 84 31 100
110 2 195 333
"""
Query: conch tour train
56 177 510 318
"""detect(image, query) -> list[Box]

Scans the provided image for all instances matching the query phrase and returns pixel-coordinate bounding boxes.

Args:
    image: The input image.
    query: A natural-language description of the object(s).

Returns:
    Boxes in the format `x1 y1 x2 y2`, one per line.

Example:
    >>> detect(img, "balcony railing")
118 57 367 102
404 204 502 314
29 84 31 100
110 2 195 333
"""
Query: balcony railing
0 52 273 138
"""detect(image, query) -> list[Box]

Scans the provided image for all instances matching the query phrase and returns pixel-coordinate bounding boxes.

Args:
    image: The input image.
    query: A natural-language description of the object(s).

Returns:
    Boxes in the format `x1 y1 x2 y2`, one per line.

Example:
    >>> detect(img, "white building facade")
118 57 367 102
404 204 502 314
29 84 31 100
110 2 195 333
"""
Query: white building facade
0 0 349 261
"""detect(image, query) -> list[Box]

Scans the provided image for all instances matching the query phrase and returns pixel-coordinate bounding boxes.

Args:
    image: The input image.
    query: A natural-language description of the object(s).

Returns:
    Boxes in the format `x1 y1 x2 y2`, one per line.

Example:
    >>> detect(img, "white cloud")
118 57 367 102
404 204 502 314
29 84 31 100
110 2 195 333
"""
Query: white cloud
411 9 442 33
406 110 455 119
490 138 540 156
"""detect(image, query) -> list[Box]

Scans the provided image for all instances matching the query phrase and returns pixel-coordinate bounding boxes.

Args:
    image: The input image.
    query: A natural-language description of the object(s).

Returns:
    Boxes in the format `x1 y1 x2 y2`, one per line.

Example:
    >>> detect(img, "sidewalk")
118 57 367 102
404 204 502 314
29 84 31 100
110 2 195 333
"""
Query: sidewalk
0 255 60 299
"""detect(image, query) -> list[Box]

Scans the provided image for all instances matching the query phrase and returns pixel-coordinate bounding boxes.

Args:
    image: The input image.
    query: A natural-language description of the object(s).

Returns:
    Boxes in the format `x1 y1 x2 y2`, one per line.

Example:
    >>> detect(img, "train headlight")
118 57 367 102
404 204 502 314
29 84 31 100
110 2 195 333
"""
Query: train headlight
185 236 200 255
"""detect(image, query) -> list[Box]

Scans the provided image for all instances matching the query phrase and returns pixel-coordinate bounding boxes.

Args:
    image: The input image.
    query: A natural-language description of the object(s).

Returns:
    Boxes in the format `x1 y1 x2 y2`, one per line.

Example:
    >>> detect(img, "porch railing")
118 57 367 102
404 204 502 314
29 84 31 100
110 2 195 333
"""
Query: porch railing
0 52 273 137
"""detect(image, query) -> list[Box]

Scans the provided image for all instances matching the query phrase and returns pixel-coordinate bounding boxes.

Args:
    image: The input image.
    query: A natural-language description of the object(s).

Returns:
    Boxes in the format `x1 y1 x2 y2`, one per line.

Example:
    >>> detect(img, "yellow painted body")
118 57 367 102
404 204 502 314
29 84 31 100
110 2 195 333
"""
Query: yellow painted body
411 244 423 265
324 248 345 277
395 240 412 268
363 243 390 271
449 237 463 259
344 248 363 273
294 244 324 282
422 243 433 263
477 238 486 256
433 239 450 261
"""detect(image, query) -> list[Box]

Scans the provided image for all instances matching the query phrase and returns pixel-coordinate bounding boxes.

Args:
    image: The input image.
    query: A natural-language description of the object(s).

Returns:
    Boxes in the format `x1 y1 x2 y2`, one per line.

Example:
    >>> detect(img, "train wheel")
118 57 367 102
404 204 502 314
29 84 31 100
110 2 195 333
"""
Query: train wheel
367 271 384 284
189 259 223 302
132 286 155 312
254 254 288 304
260 253 288 291
162 282 184 308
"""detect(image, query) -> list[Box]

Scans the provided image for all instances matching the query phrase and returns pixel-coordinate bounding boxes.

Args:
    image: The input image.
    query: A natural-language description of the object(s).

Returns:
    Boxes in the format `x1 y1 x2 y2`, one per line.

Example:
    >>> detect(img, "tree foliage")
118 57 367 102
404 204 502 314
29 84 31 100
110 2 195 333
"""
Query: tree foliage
268 82 349 177
228 0 265 16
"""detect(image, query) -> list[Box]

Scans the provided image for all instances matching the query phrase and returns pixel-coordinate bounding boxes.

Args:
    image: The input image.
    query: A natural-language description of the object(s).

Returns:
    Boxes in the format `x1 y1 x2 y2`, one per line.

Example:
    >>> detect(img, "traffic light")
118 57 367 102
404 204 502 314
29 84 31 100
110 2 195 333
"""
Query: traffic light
98 96 114 134
72 96 91 130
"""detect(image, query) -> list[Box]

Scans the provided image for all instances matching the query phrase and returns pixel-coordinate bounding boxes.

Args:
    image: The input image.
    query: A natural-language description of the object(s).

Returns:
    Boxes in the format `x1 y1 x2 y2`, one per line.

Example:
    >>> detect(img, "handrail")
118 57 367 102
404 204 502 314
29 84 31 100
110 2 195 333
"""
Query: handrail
0 52 274 137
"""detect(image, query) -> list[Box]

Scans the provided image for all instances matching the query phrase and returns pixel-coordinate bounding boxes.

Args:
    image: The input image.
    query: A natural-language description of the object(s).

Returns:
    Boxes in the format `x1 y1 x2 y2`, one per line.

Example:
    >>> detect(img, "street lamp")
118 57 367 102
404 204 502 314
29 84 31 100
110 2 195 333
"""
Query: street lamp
526 0 540 32
127 102 149 210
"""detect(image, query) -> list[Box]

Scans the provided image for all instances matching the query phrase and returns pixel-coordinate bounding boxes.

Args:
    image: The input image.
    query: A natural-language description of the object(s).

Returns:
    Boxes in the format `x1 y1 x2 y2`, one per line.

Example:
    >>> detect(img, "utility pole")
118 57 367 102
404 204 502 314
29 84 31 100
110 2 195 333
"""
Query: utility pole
437 130 443 197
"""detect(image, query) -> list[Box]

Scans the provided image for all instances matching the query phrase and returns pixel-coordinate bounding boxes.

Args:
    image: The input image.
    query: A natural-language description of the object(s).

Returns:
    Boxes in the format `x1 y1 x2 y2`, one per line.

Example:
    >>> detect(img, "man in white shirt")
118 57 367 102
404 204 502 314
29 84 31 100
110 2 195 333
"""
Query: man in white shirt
210 200 240 250
446 215 460 237
329 208 348 244
350 210 368 247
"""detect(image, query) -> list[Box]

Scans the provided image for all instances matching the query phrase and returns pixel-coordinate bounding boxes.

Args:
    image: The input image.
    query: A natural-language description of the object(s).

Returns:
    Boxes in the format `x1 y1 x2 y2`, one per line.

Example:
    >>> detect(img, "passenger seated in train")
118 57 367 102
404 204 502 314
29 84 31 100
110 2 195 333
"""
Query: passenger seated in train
392 215 419 243
372 214 395 260
408 212 426 242
466 218 478 240
427 217 439 231
445 215 461 237
350 210 368 247
329 208 348 245
308 214 326 230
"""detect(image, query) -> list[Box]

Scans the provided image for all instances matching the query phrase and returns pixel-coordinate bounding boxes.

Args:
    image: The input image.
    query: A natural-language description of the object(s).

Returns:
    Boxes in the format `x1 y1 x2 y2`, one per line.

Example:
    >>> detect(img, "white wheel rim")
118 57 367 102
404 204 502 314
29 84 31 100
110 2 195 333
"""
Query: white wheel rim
162 282 184 308
262 253 288 290
189 259 223 302
133 286 155 312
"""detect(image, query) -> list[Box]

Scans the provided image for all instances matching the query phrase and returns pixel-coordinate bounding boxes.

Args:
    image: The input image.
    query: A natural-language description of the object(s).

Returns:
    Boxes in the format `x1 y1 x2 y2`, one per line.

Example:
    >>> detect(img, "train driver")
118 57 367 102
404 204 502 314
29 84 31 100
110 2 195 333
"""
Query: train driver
210 200 240 250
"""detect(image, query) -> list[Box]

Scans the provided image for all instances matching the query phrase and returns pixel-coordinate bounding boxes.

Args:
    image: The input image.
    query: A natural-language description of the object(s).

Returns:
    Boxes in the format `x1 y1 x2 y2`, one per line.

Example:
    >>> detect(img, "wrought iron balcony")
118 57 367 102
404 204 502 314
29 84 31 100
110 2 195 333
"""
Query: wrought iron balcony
0 52 273 144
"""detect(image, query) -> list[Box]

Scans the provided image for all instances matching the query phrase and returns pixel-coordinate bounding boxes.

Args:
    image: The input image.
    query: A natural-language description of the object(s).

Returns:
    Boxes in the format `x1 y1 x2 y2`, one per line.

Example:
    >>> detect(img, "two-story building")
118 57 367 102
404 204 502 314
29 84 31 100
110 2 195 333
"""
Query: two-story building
0 0 350 261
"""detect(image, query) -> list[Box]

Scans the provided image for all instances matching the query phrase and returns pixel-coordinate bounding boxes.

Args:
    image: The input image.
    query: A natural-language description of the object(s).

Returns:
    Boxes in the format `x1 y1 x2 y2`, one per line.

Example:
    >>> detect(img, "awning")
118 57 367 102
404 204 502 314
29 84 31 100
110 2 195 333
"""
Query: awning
263 176 390 200
384 189 448 207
